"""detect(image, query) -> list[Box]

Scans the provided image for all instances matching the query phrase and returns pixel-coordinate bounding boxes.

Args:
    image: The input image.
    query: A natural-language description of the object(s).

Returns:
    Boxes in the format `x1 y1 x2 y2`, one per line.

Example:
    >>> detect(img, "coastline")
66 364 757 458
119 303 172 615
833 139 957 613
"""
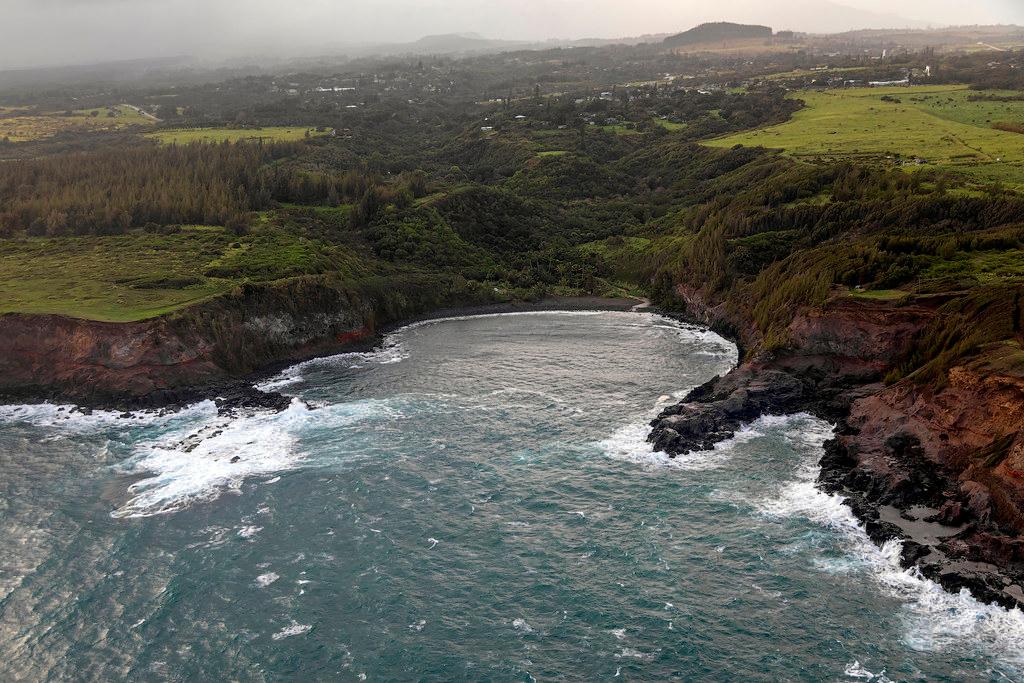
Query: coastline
649 286 1024 611
0 294 649 412
243 295 651 401
5 285 1023 611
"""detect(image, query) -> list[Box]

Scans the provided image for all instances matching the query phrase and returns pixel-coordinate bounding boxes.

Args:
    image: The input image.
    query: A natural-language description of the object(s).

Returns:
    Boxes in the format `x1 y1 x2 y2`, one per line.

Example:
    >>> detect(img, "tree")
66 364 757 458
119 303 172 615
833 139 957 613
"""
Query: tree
155 104 178 121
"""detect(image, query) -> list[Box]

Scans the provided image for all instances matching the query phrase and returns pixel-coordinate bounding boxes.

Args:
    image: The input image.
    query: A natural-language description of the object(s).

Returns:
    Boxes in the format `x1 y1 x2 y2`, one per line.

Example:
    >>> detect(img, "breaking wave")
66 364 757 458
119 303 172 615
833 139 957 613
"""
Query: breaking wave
0 400 216 433
755 417 1024 671
110 398 395 518
598 413 809 472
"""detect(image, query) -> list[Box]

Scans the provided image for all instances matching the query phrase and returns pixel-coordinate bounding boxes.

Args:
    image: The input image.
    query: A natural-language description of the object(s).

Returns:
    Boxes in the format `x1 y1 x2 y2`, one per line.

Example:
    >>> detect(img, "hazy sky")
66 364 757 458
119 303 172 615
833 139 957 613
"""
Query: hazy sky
3 0 1024 69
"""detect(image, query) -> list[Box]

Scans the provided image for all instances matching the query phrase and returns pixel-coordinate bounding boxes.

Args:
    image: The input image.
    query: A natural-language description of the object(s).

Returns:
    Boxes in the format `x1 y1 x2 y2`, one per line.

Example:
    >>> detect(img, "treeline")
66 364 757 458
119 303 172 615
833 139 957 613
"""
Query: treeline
0 142 383 237
638 152 1024 352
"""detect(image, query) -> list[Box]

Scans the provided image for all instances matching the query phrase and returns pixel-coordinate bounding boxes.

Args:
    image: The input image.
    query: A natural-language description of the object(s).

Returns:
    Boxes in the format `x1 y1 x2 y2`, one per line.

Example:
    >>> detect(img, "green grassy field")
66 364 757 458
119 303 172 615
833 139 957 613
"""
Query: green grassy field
707 85 1024 185
847 288 912 301
654 119 687 131
597 124 642 136
71 105 153 125
148 127 327 144
0 224 353 322
923 248 1024 284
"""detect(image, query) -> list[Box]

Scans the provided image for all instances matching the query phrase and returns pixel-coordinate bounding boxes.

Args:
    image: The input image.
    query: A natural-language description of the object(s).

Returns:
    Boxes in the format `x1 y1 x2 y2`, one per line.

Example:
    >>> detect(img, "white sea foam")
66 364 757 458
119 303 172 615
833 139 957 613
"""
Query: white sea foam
614 647 657 662
110 398 392 518
110 400 311 518
255 572 280 588
598 414 804 472
0 400 216 432
512 618 534 633
758 417 1024 670
256 339 408 391
271 621 312 640
844 661 892 682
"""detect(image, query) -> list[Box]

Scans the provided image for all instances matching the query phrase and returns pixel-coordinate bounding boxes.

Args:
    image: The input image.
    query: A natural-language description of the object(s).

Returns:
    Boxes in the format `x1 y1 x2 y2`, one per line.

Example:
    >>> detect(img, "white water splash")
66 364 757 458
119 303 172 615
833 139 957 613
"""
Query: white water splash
257 339 408 391
110 400 311 518
599 414 807 472
0 400 216 433
255 572 280 588
271 621 312 640
110 398 393 518
844 661 892 682
757 417 1024 671
512 618 534 633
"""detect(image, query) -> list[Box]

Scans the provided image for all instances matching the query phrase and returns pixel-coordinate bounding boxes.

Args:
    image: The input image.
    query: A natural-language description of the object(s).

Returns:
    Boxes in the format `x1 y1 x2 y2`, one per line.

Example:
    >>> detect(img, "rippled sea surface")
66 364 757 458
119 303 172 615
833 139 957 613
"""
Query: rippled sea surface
2 311 1023 682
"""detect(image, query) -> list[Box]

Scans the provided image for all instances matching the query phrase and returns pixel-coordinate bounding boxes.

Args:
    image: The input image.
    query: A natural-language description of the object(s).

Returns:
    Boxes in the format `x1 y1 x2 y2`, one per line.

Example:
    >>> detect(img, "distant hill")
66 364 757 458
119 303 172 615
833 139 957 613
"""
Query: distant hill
663 22 772 49
405 33 530 54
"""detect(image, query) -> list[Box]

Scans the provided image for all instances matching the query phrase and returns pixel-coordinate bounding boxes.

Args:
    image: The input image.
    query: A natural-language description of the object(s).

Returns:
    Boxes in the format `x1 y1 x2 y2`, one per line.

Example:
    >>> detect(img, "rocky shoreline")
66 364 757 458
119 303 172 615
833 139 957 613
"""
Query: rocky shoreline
6 281 1023 610
649 290 1024 610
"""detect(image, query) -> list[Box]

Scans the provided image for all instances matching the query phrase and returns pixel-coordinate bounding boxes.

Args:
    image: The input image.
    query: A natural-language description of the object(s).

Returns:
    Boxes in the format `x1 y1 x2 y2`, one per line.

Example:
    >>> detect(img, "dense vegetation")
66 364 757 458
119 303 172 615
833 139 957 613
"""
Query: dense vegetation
0 32 1022 386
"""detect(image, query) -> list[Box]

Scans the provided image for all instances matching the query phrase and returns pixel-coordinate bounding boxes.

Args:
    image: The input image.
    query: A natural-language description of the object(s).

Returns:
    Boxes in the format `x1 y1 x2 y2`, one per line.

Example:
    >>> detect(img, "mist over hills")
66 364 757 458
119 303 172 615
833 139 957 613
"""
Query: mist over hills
0 10 1021 91
3 0 1022 71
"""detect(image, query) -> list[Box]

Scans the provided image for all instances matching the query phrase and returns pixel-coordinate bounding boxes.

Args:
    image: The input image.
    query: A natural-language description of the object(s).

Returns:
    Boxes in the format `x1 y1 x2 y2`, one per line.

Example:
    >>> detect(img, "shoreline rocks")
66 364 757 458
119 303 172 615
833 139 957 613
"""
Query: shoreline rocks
649 291 1024 610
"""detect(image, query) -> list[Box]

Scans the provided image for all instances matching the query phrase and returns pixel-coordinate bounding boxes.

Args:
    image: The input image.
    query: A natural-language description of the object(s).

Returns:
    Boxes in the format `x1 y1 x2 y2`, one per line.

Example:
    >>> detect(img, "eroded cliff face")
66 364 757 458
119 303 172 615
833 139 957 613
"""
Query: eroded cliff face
651 284 1024 607
650 293 932 455
0 274 488 406
0 314 222 404
842 350 1024 523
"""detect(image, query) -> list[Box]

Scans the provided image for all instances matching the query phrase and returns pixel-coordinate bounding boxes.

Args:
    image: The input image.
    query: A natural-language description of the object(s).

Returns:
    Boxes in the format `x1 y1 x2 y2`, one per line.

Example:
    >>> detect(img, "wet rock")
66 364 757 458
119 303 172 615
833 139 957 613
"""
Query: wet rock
863 518 903 547
215 386 292 416
900 540 931 567
931 566 1022 611
960 481 994 525
927 501 967 527
648 292 1024 611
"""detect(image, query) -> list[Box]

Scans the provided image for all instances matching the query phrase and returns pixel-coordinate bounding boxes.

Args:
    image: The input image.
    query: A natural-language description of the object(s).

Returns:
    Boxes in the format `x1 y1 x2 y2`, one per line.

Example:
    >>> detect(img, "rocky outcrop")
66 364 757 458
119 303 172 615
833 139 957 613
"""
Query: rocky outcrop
821 347 1024 608
0 273 491 408
651 293 930 456
650 285 1024 608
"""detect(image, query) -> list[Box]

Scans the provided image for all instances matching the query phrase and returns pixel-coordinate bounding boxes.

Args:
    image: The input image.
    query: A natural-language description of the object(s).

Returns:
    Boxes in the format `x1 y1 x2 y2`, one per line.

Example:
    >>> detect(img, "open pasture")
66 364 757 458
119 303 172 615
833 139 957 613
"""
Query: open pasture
708 85 1024 185
147 127 327 145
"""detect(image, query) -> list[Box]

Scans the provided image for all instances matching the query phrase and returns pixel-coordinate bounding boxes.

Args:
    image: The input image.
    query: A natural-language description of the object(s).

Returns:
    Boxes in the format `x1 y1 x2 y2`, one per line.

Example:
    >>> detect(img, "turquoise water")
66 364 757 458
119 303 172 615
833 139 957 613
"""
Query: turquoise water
1 311 1023 681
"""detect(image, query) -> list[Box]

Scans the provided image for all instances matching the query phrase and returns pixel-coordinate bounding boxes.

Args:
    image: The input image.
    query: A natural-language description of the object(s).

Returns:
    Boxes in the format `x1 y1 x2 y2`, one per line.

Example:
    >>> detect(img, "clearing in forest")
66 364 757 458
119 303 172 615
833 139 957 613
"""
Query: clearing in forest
0 224 351 321
147 127 328 145
0 104 152 142
707 85 1024 186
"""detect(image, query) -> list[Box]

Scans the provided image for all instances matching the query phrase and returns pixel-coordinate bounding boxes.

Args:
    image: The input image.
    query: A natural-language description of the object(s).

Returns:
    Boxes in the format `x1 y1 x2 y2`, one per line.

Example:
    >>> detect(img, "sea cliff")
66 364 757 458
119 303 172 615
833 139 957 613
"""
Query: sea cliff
0 273 492 407
650 284 1024 608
